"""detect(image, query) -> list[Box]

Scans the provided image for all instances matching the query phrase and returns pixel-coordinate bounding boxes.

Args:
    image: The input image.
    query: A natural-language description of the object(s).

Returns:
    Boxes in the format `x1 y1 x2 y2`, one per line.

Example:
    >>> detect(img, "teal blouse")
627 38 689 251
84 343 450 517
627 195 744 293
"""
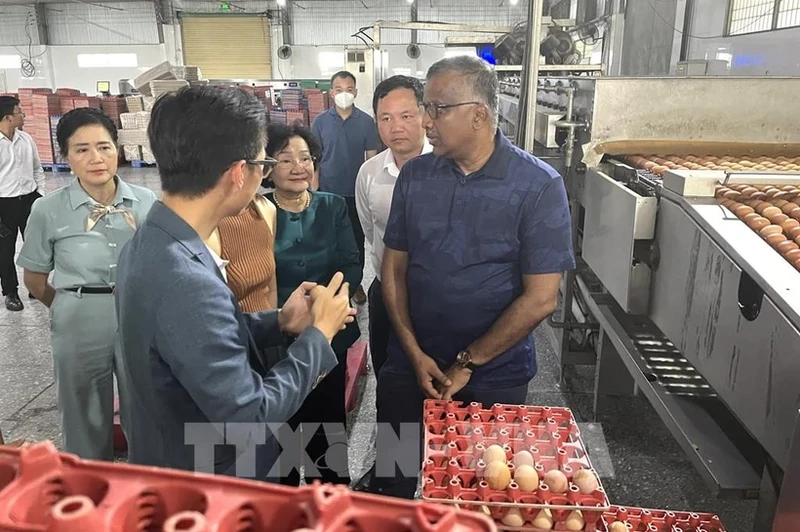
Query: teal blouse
266 191 362 354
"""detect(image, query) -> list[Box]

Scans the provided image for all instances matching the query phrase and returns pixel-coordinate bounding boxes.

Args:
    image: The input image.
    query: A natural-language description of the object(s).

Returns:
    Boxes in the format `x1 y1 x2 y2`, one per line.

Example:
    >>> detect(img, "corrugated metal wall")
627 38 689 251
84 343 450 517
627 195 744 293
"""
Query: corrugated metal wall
290 0 411 46
0 5 40 46
46 1 160 45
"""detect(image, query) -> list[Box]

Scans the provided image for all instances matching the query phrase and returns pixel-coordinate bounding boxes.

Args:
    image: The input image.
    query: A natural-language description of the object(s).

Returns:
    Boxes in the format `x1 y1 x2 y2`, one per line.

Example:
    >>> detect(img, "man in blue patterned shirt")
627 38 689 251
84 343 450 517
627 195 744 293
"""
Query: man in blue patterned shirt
374 56 576 498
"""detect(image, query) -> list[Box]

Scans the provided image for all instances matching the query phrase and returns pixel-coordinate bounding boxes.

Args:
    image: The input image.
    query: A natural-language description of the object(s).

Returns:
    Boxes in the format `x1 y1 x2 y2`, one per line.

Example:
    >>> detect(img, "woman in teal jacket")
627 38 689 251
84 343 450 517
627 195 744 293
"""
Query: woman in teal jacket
265 123 362 486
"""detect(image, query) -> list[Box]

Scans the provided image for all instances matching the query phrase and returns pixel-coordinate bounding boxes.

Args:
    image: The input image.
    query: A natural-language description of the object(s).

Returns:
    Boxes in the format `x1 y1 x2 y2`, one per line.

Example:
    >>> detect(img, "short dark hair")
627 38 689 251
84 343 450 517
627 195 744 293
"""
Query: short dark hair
266 123 321 162
331 71 357 86
372 75 424 116
148 85 267 198
56 108 118 158
0 96 20 121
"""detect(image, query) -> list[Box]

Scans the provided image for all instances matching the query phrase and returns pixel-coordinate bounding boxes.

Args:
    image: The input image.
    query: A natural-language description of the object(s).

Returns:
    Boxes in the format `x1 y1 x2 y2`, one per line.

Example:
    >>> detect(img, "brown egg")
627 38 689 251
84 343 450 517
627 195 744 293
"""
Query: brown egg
749 216 771 231
772 213 790 226
795 235 800 247
484 461 511 491
755 201 773 213
740 160 755 168
513 450 535 469
783 219 800 232
783 203 800 214
743 213 761 226
777 241 799 254
572 469 600 494
501 508 526 527
514 464 539 492
781 185 797 191
734 205 755 217
543 469 569 493
740 186 758 197
760 225 785 238
792 207 800 220
766 188 782 198
483 444 507 465
785 249 800 263
789 226 800 240
565 510 585 531
762 206 782 219
766 233 787 247
643 161 656 171
774 199 789 208
652 165 669 176
609 523 629 532
794 257 800 271
533 508 554 530
751 192 768 201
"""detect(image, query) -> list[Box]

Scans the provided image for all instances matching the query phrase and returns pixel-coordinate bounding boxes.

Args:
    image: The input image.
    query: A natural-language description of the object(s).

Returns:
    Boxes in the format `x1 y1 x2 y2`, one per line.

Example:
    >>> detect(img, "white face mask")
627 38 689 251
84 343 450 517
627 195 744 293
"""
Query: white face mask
334 92 356 109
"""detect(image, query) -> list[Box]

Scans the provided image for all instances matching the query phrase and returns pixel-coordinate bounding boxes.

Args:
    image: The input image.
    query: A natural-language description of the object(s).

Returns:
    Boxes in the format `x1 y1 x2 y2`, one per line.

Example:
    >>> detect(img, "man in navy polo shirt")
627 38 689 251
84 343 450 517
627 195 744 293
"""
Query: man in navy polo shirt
374 56 576 498
312 71 379 305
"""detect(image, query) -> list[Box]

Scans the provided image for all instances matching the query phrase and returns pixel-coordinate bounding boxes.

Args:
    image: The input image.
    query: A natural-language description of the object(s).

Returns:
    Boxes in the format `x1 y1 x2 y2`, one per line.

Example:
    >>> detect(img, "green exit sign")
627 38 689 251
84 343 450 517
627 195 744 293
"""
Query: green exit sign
220 2 230 10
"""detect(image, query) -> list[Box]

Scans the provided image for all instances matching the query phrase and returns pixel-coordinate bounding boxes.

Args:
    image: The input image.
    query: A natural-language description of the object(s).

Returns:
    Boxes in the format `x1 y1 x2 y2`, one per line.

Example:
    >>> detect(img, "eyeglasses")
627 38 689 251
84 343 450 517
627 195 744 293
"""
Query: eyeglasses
422 101 482 120
246 157 279 176
274 155 316 169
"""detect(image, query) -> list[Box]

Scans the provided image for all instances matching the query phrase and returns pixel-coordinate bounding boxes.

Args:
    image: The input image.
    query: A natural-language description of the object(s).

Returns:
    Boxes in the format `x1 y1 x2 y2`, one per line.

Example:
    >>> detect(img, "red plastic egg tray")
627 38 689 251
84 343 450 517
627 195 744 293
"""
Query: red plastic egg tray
601 505 727 532
420 400 610 531
0 441 495 531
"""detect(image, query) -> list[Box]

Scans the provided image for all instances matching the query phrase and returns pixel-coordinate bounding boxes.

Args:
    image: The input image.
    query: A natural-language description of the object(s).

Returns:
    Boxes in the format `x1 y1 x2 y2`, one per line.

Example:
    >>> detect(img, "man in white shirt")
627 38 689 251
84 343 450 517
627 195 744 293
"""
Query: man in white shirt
355 76 431 374
0 96 45 311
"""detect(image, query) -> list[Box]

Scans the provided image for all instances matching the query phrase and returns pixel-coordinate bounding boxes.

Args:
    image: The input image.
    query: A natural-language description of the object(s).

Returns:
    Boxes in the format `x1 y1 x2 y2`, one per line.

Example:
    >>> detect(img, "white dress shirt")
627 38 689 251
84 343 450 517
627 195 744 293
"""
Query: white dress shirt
0 129 46 198
355 140 433 281
206 244 230 282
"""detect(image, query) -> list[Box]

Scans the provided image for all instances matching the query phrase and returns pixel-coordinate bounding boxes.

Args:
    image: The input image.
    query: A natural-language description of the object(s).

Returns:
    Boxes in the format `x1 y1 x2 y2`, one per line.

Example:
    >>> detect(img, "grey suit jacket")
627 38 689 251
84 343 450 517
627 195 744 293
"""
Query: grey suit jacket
115 201 337 480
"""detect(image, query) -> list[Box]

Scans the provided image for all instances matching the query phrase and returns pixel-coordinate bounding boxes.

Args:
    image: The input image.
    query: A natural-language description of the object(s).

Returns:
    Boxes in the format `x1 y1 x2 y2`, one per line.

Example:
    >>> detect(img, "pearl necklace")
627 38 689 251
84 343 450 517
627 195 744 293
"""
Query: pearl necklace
274 191 310 212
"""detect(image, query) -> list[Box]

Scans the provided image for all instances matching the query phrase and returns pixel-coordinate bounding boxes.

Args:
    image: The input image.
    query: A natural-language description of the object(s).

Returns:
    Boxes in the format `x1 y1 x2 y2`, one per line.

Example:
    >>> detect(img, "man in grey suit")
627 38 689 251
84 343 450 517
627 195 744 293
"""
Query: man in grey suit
115 85 355 481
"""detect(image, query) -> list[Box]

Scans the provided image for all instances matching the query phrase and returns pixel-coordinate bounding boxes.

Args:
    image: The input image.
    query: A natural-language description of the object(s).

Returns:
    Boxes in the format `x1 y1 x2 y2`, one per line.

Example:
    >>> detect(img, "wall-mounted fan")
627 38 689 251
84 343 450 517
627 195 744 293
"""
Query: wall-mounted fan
406 44 421 59
277 45 293 60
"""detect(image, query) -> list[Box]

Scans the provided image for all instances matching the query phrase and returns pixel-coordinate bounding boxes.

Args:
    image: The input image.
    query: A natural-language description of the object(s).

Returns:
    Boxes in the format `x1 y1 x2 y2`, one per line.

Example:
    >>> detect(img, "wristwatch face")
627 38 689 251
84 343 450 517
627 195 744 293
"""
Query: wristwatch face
457 350 471 366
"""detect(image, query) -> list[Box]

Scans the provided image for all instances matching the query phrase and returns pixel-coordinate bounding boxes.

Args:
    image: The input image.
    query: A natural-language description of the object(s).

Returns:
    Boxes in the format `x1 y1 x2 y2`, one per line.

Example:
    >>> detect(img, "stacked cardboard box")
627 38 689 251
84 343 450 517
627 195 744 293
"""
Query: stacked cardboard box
125 96 144 113
148 80 189 98
281 89 306 111
118 111 152 164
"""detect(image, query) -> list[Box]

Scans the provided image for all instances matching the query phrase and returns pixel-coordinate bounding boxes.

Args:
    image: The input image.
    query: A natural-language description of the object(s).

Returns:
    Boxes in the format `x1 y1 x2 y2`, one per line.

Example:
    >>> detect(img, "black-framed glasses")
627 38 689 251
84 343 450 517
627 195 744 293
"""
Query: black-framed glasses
422 101 482 120
246 157 279 176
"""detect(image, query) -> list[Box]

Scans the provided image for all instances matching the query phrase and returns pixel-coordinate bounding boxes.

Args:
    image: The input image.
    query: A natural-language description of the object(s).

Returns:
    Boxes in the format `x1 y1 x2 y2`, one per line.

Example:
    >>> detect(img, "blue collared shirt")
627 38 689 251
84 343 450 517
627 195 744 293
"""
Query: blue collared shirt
382 132 576 389
312 106 379 197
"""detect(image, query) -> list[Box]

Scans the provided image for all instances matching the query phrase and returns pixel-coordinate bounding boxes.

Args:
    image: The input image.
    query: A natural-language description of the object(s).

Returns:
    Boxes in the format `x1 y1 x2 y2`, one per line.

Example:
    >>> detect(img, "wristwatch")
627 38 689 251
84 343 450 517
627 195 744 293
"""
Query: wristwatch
456 349 479 371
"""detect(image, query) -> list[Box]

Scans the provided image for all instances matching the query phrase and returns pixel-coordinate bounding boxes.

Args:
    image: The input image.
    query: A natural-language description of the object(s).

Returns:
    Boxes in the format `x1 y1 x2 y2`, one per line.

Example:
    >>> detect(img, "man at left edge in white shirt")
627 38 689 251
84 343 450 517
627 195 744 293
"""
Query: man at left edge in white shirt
0 96 46 311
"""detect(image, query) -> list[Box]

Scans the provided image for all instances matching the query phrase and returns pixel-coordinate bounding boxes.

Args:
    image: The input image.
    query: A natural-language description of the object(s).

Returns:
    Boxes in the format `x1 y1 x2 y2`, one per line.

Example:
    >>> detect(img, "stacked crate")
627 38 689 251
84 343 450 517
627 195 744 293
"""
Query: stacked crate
305 89 329 124
25 91 61 166
99 97 128 129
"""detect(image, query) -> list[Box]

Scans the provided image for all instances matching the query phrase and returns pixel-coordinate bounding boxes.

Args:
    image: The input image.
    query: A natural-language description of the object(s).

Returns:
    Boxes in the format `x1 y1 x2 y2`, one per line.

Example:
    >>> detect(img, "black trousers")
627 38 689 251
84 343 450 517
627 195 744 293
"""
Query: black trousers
373 368 529 499
344 196 365 271
0 191 39 297
368 278 391 374
279 351 351 486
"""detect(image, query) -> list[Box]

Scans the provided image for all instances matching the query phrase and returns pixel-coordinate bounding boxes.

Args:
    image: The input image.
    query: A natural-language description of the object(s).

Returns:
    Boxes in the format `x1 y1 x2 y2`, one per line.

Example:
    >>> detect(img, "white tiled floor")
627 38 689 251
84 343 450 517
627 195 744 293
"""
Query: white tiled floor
0 167 757 530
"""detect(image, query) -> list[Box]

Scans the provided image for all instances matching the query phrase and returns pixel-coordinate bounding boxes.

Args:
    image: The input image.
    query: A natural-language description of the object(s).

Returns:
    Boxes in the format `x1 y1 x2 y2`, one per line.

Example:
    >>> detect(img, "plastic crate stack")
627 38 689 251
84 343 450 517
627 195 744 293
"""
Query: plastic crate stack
99 97 128 129
19 89 61 167
270 108 288 125
305 89 329 124
0 441 495 531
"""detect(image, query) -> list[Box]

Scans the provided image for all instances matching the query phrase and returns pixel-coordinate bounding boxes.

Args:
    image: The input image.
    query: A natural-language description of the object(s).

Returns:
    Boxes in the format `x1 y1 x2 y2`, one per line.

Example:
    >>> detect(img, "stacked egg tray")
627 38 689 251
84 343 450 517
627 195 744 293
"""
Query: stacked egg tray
601 506 727 532
0 441 494 531
713 183 800 271
620 154 800 177
420 400 610 531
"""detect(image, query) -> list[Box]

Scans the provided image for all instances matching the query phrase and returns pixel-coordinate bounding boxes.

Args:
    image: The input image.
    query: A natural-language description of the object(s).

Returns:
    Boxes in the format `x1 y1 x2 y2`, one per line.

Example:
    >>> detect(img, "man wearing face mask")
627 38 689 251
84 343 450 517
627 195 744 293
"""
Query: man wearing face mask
312 71 379 305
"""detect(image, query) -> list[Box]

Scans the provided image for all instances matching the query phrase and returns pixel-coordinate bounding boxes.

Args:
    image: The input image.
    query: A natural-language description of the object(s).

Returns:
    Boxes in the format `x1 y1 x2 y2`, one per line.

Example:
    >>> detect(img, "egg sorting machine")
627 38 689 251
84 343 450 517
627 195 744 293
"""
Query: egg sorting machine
501 76 800 531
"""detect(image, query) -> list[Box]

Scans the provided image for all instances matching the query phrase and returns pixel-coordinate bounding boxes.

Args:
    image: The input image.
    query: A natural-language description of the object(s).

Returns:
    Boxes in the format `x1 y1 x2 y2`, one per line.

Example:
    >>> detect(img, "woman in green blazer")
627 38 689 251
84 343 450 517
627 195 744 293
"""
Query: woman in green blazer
265 123 362 487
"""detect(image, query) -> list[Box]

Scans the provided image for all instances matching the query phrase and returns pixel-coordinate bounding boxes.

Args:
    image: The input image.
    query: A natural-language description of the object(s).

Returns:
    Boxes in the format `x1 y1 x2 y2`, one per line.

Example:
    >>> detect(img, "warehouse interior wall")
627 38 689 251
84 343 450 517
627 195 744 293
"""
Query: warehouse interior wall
619 0 680 76
684 0 800 75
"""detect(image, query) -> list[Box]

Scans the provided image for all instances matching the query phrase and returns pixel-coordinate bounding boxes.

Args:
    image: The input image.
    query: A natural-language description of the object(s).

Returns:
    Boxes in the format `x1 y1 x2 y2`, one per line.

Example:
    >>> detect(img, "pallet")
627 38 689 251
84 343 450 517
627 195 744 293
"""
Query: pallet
41 163 70 173
130 160 156 168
